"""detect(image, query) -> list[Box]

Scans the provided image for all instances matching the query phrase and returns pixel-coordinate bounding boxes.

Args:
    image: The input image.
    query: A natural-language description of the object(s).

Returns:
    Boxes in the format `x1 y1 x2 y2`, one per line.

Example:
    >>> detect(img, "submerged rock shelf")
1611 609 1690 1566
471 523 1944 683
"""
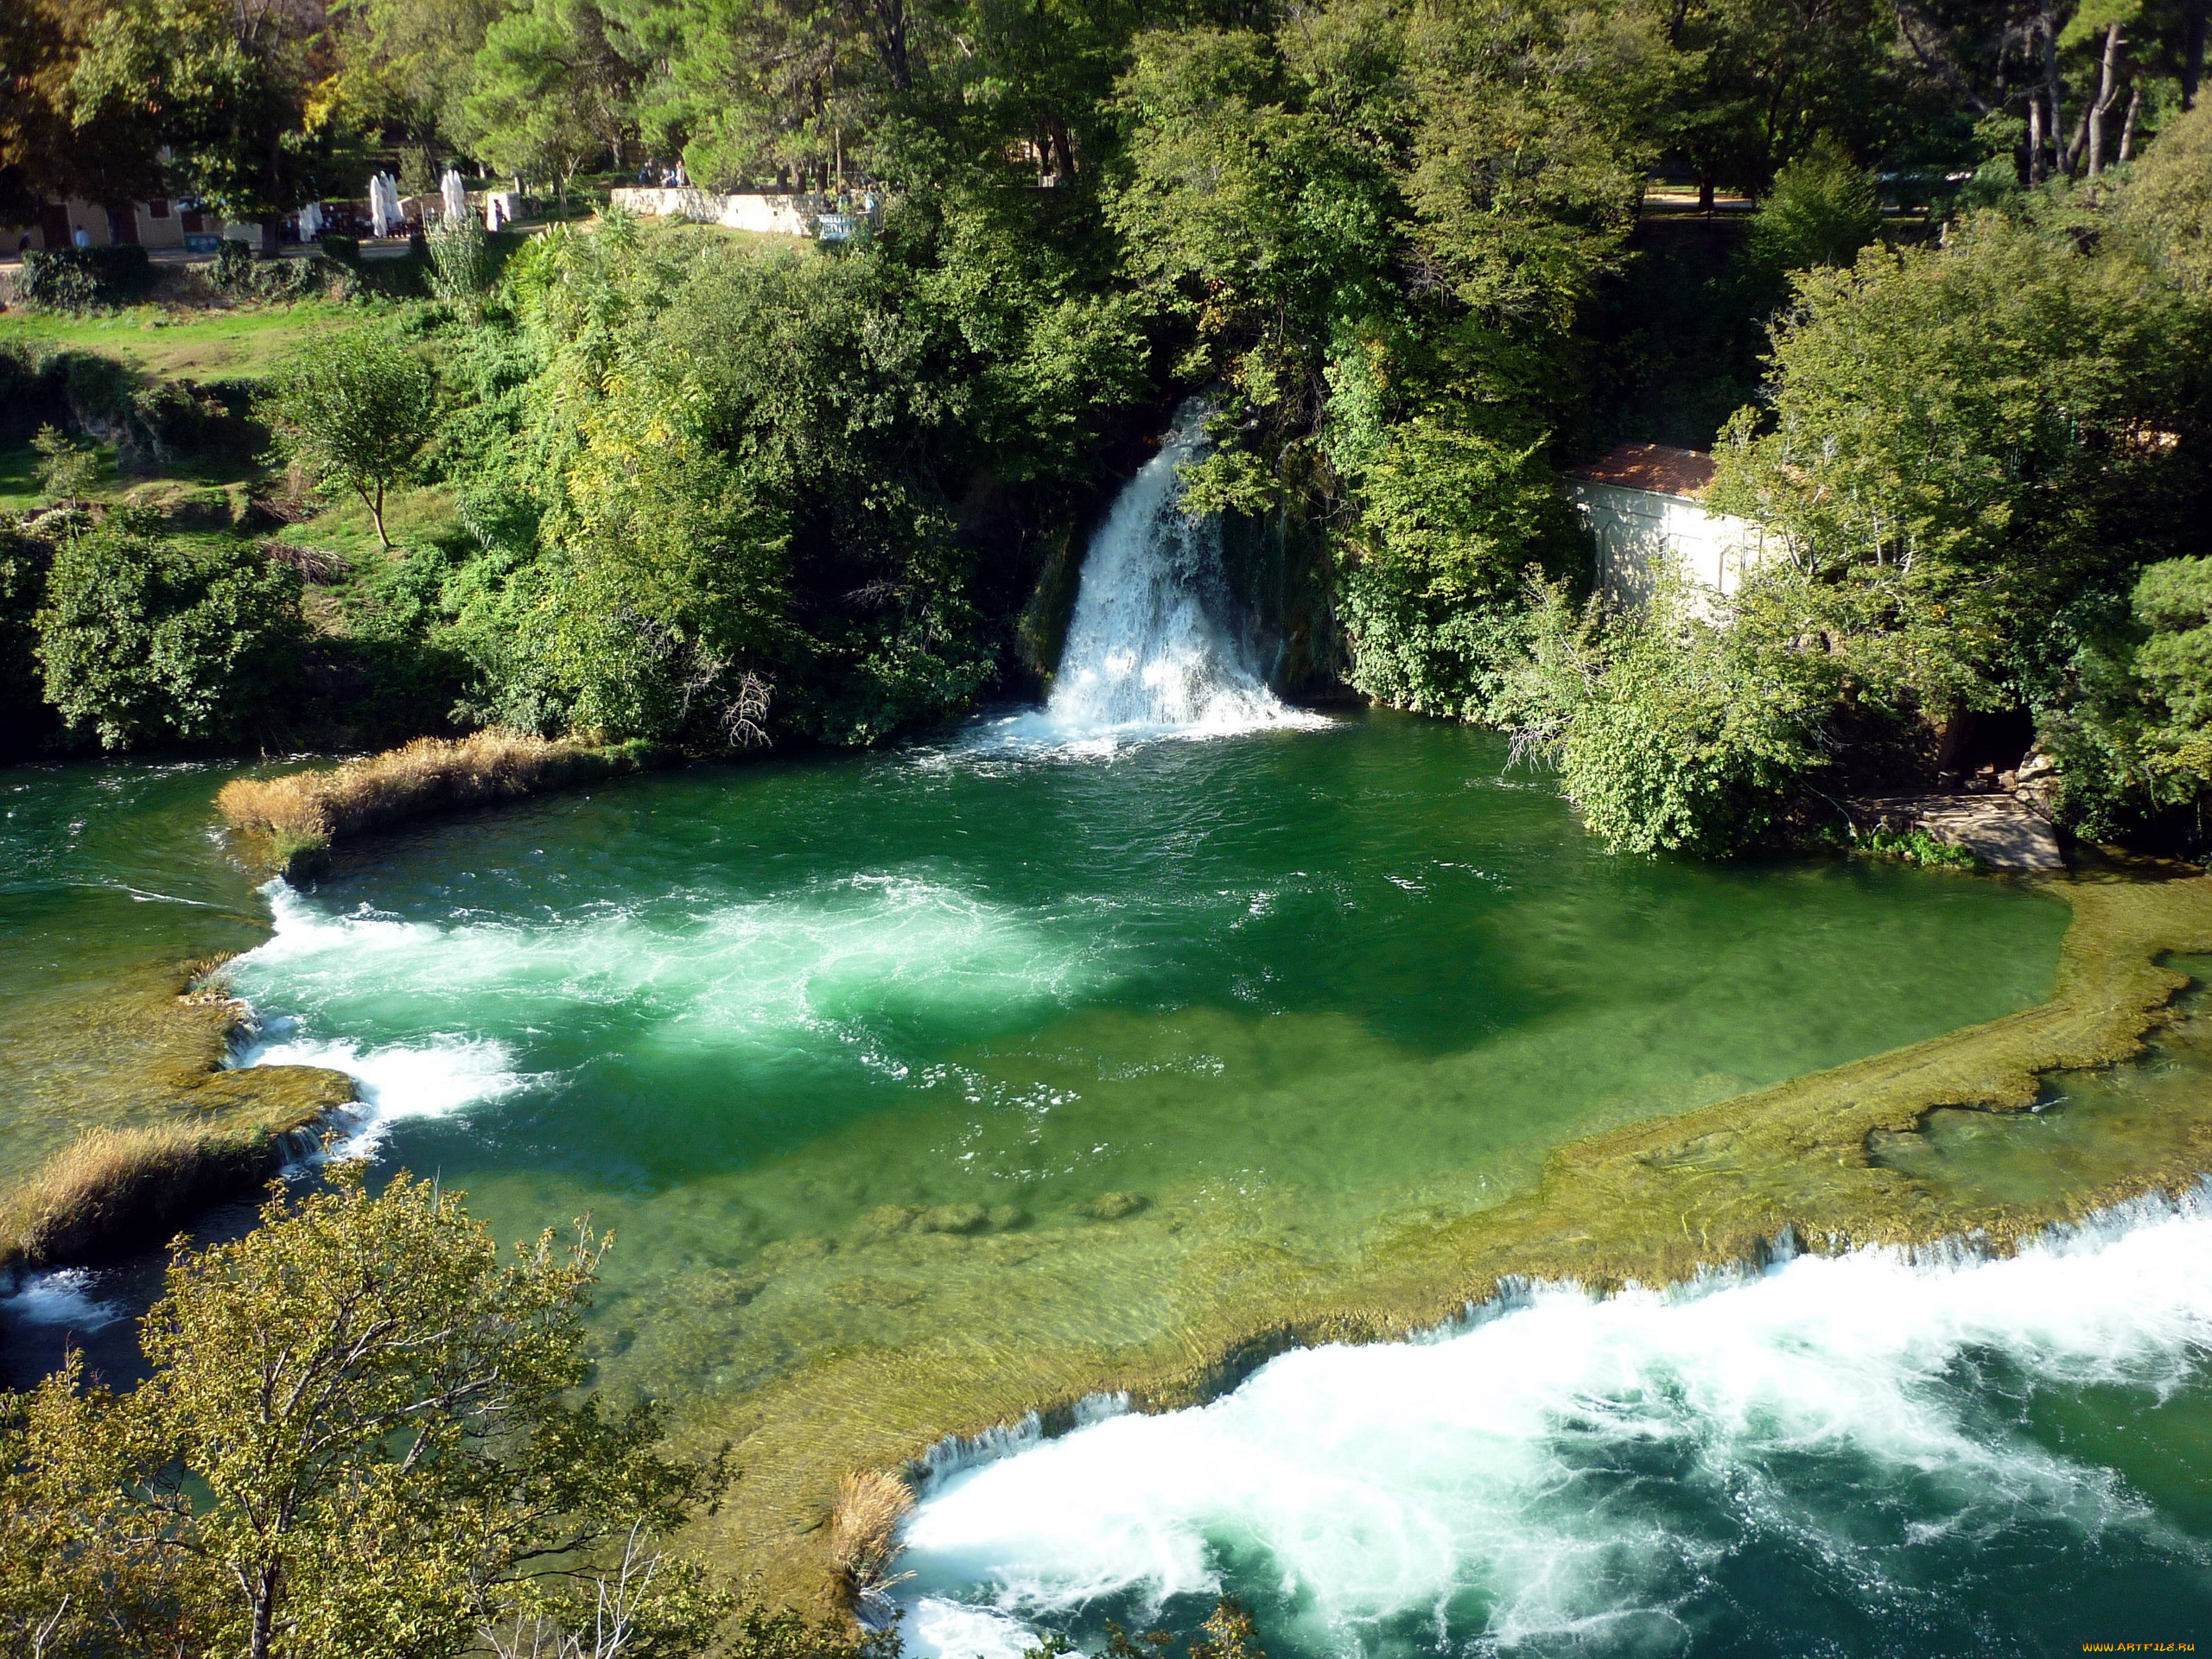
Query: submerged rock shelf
691 861 2212 1603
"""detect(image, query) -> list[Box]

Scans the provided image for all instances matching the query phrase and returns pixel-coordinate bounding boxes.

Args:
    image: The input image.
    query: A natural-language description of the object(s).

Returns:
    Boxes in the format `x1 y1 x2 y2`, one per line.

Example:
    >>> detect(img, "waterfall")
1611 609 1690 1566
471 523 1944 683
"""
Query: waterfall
1008 403 1326 750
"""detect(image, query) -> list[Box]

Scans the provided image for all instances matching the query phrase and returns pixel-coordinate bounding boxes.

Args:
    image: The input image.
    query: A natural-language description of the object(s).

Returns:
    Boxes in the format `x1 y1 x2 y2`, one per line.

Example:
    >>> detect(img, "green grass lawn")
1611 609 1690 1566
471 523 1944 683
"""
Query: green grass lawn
0 442 38 515
0 297 365 381
290 482 463 560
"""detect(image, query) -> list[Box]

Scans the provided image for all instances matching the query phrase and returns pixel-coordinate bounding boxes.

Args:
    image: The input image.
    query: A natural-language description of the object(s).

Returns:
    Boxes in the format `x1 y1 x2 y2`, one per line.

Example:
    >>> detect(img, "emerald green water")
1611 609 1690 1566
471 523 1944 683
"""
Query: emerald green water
193 714 2067 1392
12 712 2212 1656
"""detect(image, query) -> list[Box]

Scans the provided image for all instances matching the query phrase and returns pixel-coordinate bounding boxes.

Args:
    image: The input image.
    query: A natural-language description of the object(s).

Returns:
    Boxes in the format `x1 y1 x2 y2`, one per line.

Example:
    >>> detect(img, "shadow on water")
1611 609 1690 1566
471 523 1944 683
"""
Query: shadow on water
0 1197 263 1391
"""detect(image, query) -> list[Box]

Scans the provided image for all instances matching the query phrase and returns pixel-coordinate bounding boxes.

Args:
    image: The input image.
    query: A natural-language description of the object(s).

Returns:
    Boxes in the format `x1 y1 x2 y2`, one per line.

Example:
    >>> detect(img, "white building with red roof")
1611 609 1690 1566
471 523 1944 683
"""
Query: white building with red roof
1563 443 1773 609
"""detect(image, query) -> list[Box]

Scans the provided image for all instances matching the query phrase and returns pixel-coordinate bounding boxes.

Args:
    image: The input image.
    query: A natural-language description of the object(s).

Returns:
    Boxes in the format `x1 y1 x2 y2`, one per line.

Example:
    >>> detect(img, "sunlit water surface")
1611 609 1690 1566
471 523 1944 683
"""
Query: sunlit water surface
14 714 2209 1652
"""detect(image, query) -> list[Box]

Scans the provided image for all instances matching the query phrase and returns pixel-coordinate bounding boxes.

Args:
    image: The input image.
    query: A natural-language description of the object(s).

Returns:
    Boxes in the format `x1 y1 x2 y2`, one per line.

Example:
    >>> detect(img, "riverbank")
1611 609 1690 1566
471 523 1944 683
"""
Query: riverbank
0 957 353 1272
687 859 2212 1604
216 731 664 876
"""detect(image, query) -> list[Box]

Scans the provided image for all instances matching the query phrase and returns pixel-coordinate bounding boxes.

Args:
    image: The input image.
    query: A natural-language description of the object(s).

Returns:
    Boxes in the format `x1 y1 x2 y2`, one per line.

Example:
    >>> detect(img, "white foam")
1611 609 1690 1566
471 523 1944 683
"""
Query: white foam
969 401 1332 757
900 1193 2212 1653
2 1267 124 1331
224 874 1103 1143
235 1025 529 1154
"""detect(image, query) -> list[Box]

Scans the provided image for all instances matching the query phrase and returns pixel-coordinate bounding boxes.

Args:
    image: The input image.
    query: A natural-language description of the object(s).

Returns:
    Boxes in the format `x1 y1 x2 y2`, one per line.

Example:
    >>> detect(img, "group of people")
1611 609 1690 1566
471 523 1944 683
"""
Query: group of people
639 161 690 188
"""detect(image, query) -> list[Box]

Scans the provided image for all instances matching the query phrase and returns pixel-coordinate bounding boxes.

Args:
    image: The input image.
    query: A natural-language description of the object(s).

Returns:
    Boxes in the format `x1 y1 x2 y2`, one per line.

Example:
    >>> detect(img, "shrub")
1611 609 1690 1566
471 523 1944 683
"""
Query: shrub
29 423 99 506
209 238 256 291
1744 137 1882 279
1557 611 1833 856
1491 582 1835 855
35 512 302 750
426 210 494 310
15 243 156 311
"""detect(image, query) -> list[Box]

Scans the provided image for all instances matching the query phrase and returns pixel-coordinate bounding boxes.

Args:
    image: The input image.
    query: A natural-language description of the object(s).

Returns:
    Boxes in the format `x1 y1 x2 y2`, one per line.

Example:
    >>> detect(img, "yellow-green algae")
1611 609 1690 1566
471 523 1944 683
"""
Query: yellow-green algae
0 956 355 1269
666 860 2212 1605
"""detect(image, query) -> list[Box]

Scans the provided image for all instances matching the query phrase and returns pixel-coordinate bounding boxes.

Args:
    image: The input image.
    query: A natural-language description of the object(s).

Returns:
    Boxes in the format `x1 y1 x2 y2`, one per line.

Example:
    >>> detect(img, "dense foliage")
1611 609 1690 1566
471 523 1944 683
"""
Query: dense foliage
35 512 302 751
0 1165 908 1659
5 0 2212 855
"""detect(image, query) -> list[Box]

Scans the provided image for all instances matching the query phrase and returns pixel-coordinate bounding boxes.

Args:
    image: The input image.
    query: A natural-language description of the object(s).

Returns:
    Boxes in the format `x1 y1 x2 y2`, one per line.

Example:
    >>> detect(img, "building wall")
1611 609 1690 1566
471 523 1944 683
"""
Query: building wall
6 197 202 254
1569 480 1771 609
608 187 830 238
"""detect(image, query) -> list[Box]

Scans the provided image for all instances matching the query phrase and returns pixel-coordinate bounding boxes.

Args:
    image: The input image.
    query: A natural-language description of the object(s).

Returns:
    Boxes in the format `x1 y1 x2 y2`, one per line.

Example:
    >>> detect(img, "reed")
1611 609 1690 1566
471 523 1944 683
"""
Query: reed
216 731 656 874
0 1122 279 1268
827 1470 913 1613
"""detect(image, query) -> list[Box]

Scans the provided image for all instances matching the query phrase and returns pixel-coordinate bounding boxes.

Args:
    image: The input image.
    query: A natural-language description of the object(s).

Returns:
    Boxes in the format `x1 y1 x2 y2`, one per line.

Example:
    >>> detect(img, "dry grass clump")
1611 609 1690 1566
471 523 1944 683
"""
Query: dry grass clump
827 1470 913 1613
0 1122 280 1269
217 731 652 874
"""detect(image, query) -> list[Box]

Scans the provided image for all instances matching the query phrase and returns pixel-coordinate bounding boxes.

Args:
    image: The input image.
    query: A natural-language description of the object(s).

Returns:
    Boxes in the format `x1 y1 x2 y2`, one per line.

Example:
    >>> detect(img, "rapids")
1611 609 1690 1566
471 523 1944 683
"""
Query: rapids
5 419 2208 1652
902 1187 2212 1657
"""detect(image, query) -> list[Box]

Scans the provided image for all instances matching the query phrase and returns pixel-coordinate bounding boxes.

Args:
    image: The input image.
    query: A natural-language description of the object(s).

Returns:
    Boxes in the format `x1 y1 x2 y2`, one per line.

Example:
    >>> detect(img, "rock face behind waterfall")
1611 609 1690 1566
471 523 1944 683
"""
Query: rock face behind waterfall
1039 404 1332 741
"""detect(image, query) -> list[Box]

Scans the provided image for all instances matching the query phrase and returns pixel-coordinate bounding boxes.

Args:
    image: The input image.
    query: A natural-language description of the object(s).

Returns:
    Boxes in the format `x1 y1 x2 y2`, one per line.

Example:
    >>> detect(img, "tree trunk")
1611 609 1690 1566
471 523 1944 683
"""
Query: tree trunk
2036 7 2063 184
2119 83 2142 163
248 1563 280 1659
2026 73 2047 184
369 482 391 550
2085 23 2125 177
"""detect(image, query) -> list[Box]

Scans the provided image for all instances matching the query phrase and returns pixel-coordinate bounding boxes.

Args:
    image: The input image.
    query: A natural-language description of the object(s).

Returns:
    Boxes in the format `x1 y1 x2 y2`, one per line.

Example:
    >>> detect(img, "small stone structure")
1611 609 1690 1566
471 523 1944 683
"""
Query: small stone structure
1564 443 1773 608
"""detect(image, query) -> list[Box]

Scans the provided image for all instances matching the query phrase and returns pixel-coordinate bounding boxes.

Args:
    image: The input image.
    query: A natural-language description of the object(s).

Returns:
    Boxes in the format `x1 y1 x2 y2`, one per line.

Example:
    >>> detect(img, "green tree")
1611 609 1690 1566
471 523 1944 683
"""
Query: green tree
0 0 164 226
0 1164 731 1659
2115 97 2212 292
1709 208 2200 727
333 0 509 182
30 423 100 511
464 0 648 192
1490 579 1836 855
69 0 363 241
264 331 438 550
34 512 302 751
1743 136 1882 279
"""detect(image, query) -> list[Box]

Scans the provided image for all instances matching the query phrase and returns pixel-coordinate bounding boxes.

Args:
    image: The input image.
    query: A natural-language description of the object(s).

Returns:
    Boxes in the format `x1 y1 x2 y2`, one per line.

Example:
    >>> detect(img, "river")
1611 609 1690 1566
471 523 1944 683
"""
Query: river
3 410 2208 1653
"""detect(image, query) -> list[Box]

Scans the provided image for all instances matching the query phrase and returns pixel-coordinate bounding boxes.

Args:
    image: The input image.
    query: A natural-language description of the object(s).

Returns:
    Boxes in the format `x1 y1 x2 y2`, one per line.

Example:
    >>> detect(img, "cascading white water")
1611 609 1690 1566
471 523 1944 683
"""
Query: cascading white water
896 1188 2212 1657
990 403 1326 751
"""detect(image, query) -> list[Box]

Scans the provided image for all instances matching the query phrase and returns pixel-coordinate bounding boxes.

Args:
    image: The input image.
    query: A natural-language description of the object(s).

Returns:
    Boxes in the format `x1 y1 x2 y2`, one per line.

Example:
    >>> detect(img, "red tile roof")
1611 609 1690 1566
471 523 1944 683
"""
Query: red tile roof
1565 443 1717 499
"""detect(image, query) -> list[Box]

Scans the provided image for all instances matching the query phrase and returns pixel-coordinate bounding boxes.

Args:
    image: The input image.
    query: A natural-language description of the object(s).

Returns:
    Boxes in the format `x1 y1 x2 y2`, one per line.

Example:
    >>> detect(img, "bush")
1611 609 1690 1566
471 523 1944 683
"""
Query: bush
35 512 302 750
1491 582 1835 855
208 238 256 290
426 210 493 309
15 243 156 311
1557 611 1833 856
